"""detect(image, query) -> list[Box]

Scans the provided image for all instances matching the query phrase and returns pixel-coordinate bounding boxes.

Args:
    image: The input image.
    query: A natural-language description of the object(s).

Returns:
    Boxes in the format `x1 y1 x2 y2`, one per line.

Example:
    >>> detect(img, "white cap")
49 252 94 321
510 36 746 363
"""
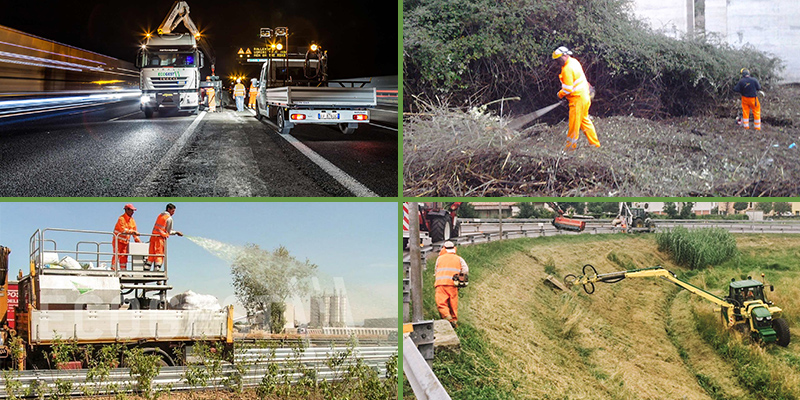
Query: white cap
443 241 455 248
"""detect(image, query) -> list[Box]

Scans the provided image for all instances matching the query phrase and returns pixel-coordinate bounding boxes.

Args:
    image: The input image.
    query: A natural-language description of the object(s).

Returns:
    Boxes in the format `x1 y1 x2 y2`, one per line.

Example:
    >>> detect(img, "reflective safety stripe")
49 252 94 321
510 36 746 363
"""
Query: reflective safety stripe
567 137 579 143
437 267 461 273
436 276 455 281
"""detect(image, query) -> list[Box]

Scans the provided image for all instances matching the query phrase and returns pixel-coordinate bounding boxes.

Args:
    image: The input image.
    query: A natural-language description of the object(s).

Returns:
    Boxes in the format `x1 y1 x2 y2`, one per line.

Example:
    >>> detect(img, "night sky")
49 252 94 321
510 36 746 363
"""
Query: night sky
1 0 397 80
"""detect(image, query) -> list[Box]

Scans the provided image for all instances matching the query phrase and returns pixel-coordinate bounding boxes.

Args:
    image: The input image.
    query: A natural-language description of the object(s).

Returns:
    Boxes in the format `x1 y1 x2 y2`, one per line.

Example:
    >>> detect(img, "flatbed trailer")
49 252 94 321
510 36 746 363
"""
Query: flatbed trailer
0 228 233 370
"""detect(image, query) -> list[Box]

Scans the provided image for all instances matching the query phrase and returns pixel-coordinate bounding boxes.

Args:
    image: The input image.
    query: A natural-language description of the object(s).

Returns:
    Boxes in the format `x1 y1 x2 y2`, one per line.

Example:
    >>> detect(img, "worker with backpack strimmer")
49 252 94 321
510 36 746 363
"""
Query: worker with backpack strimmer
733 68 765 131
434 241 469 328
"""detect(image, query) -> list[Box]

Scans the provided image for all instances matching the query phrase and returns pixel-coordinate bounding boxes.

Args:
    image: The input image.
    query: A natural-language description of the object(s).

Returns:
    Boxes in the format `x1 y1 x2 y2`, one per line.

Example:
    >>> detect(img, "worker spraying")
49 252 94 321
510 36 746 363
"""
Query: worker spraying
552 46 600 150
733 68 764 131
434 241 469 328
146 203 183 271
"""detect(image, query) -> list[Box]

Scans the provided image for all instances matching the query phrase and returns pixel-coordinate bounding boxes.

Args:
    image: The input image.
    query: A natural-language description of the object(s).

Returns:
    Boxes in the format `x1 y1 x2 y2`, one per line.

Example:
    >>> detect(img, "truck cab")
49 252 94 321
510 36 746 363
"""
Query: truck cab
136 34 204 118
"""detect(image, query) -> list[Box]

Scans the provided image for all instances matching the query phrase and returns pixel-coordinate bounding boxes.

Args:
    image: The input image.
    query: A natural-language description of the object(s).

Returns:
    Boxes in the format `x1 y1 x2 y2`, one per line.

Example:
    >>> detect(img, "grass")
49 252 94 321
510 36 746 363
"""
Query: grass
656 227 738 269
407 233 800 400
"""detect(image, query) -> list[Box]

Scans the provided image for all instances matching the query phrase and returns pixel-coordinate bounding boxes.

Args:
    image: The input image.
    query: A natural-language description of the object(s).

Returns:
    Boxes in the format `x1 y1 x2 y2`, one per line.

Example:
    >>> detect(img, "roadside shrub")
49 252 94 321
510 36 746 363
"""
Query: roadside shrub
404 0 782 118
656 227 737 269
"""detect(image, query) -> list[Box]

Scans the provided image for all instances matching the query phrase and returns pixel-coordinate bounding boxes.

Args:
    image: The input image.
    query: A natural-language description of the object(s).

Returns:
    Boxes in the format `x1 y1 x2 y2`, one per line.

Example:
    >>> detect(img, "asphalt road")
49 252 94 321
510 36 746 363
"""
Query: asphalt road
0 99 398 197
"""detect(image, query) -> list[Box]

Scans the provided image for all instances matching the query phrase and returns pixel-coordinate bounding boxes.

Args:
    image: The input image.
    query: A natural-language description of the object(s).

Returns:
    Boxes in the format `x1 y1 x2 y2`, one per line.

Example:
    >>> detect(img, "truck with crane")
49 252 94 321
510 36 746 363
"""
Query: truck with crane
254 29 376 135
564 265 790 346
135 1 216 118
0 229 233 370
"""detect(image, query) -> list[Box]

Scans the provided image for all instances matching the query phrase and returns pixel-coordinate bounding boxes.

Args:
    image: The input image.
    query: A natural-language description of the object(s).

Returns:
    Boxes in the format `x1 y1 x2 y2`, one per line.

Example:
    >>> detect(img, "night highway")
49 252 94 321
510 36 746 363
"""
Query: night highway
0 0 398 197
0 99 397 196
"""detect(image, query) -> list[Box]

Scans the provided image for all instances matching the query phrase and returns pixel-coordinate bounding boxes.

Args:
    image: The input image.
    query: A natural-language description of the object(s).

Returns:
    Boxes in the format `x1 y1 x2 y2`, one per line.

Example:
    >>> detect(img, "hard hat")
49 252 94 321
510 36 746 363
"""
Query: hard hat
124 203 137 211
552 46 573 60
443 241 455 248
236 78 241 83
740 68 750 77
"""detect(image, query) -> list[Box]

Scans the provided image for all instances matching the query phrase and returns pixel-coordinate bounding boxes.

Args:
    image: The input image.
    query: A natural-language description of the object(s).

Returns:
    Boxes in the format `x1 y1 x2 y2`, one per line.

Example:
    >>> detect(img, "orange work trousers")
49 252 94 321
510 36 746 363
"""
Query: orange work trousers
565 92 600 150
148 236 165 265
112 240 129 269
248 94 257 108
741 96 761 130
435 285 459 323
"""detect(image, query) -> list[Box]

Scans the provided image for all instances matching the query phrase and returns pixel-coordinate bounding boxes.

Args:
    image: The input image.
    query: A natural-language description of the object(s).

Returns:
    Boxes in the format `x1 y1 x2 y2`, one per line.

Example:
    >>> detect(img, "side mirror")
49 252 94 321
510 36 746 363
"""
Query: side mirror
135 50 144 68
199 52 204 69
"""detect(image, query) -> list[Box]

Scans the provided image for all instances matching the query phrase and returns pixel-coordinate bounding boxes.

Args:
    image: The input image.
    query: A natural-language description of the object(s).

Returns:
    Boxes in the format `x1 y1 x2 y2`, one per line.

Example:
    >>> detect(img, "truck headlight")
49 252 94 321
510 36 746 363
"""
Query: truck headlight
140 95 150 104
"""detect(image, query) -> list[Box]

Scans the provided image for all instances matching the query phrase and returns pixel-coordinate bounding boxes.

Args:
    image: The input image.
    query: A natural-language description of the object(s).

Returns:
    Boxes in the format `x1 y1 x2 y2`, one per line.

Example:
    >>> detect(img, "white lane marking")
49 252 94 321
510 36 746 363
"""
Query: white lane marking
246 108 378 197
107 110 142 122
368 122 398 132
133 111 207 196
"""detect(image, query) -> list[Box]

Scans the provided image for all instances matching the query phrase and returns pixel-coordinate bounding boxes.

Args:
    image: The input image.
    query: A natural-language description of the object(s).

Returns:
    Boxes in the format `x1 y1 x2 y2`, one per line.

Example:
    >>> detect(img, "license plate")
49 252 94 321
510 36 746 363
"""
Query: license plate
318 112 339 120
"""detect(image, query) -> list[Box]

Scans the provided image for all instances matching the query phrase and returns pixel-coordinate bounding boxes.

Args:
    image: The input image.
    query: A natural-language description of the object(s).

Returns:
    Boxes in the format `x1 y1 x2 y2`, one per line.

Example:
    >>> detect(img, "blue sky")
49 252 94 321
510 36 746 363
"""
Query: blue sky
0 201 399 324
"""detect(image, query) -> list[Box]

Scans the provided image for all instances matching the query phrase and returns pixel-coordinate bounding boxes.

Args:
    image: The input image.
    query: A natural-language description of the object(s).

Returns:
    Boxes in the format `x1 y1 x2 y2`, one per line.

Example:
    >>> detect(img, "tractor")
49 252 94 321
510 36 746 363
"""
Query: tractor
564 265 789 346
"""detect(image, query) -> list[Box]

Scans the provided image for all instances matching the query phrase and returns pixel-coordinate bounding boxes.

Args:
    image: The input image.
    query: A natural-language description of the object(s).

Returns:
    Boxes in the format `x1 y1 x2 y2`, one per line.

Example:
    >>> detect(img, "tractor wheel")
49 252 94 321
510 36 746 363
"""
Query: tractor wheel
429 217 451 243
402 238 409 249
774 318 791 347
633 218 644 228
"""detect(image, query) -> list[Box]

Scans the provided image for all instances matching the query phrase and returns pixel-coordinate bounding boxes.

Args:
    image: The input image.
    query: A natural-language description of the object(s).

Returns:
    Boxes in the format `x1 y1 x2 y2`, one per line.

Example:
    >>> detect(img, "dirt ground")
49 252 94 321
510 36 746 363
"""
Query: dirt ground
403 85 800 196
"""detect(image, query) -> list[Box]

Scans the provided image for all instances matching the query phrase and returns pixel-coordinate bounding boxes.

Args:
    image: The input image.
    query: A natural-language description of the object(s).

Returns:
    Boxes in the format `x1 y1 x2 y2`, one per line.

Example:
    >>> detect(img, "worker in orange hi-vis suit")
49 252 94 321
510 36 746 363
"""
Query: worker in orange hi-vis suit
112 204 141 270
248 79 258 109
553 46 600 150
434 241 469 328
733 68 763 131
146 203 183 271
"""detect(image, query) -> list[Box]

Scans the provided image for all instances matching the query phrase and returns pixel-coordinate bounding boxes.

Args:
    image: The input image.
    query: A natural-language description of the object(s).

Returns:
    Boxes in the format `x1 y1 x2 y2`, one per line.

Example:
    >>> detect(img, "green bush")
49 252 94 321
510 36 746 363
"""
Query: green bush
404 0 782 118
655 227 737 269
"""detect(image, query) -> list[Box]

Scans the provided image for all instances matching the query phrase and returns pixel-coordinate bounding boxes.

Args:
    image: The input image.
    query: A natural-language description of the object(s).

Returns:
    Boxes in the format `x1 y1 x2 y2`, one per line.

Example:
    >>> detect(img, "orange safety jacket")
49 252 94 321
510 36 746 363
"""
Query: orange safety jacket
249 86 258 96
557 57 590 99
435 252 467 287
234 84 246 97
113 214 138 244
152 212 171 239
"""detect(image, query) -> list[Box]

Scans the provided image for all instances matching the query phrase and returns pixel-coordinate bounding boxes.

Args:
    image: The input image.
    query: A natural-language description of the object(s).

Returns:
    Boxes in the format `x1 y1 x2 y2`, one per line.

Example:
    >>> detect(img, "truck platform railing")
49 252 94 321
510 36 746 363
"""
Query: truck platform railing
29 228 169 282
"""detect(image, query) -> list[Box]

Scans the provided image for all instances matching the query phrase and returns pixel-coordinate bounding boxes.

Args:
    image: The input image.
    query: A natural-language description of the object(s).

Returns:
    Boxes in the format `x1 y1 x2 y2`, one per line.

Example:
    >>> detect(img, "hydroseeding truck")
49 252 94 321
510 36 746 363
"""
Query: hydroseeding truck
0 228 233 369
564 265 790 347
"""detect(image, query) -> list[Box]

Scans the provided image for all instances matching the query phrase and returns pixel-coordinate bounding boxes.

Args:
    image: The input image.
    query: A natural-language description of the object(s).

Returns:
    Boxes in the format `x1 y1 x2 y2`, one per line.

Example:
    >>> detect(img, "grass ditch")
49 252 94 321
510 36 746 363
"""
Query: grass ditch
407 233 800 399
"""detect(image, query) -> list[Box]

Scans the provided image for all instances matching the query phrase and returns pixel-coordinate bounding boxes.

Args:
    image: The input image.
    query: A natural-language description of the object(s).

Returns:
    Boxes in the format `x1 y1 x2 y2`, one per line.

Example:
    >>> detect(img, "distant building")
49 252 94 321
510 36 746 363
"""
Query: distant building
309 290 347 328
633 202 716 215
632 0 800 83
469 202 520 219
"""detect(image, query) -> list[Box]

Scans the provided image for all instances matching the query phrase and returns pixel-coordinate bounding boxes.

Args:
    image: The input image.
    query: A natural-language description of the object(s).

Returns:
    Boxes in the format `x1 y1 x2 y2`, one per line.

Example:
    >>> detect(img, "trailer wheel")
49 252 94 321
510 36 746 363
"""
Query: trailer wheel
143 107 154 118
277 109 292 134
429 217 451 243
339 123 356 134
774 318 790 347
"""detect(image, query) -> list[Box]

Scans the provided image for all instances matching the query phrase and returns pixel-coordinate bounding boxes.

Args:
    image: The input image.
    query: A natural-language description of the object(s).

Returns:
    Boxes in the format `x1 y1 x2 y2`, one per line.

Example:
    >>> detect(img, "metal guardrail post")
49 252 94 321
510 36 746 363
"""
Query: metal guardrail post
403 337 451 400
409 320 435 366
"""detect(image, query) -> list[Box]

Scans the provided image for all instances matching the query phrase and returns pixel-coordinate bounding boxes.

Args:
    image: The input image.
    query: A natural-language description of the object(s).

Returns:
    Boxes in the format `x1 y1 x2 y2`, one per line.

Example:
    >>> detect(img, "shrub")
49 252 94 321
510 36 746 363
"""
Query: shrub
656 227 737 269
404 0 782 118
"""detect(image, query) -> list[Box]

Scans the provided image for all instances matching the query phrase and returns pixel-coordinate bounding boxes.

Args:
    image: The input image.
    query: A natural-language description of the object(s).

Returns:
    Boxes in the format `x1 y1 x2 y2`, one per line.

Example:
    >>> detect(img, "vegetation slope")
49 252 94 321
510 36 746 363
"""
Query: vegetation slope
407 234 800 399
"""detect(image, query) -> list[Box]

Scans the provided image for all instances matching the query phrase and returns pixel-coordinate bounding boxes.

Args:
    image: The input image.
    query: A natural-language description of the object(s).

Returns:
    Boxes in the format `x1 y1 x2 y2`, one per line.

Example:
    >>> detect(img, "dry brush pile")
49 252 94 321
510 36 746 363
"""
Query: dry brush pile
404 86 800 196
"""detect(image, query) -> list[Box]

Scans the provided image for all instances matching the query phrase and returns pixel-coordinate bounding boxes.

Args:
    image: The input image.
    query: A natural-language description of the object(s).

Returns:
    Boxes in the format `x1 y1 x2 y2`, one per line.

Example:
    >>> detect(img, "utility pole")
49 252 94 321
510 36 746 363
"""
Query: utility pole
409 202 423 322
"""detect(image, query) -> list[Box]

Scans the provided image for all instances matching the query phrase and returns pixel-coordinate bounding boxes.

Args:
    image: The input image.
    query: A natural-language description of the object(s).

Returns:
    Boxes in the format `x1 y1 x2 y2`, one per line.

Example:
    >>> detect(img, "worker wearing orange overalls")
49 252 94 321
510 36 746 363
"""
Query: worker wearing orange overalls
206 77 217 113
146 203 183 271
248 79 258 109
553 46 600 150
733 68 763 131
112 204 141 270
233 78 246 111
434 241 469 328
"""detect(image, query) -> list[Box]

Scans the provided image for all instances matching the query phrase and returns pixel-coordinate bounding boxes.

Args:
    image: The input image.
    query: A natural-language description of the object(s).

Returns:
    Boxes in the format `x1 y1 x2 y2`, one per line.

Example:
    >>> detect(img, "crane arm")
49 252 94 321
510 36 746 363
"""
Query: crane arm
158 1 197 35
566 265 732 309
155 1 216 74
547 202 565 216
